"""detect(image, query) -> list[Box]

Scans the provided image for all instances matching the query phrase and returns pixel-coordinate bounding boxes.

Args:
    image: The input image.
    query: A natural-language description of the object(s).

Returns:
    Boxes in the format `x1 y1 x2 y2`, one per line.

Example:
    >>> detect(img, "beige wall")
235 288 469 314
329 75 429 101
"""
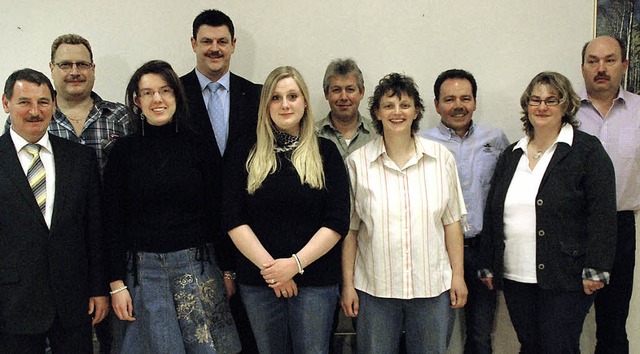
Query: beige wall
2 0 594 141
2 1 637 352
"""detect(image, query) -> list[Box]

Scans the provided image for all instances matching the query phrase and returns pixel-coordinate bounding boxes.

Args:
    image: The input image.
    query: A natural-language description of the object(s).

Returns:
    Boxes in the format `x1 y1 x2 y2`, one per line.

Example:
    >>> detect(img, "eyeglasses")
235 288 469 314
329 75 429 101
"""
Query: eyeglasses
53 61 94 71
528 97 562 106
138 87 175 100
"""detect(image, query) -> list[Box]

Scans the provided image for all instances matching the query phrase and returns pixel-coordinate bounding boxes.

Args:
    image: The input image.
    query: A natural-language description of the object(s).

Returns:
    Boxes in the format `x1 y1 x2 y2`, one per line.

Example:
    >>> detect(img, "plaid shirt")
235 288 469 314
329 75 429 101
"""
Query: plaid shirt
48 92 133 175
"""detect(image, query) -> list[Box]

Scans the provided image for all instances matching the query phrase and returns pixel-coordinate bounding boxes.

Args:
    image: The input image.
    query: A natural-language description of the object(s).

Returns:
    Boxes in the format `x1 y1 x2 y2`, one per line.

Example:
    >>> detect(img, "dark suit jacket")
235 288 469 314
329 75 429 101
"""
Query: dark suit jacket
180 70 262 162
0 133 106 334
479 128 617 291
180 70 262 268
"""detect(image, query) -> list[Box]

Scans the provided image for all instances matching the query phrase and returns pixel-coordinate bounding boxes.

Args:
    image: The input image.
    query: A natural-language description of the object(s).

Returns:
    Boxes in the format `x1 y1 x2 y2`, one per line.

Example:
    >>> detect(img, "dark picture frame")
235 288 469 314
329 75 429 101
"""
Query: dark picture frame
595 0 640 93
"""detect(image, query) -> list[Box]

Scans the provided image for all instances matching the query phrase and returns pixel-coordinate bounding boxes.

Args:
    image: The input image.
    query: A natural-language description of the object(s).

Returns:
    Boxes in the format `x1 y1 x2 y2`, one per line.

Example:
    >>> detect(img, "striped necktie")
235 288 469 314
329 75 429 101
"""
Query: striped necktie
25 144 46 215
207 81 227 155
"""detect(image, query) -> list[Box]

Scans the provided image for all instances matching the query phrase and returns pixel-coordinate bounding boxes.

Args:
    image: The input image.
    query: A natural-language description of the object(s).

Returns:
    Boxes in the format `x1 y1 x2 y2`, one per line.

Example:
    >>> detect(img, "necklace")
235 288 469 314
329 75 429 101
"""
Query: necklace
533 150 543 159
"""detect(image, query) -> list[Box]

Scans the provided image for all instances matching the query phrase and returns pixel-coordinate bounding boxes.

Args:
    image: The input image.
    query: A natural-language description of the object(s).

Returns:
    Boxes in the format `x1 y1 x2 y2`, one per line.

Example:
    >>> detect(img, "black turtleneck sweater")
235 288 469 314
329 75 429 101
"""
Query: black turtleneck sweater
103 122 227 282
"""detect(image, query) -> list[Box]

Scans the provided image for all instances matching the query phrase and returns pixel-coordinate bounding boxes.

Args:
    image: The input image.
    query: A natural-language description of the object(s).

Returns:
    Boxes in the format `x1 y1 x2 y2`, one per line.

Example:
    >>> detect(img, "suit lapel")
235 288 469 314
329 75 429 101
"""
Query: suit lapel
49 136 70 231
183 70 222 159
0 134 47 227
228 73 244 143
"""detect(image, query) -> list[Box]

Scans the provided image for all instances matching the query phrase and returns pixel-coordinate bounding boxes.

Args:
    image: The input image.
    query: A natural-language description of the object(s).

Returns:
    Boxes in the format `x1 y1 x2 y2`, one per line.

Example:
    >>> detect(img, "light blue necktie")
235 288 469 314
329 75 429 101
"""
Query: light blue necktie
207 81 227 155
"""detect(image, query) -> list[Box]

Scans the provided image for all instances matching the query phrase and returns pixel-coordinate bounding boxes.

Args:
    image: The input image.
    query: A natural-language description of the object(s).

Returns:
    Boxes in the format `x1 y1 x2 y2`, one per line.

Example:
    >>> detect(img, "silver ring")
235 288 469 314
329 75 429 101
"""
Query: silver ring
270 279 275 284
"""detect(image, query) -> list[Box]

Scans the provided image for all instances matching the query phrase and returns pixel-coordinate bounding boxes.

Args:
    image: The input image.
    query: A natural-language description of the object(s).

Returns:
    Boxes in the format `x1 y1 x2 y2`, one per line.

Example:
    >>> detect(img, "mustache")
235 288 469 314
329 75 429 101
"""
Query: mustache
206 51 223 58
452 108 468 116
594 73 610 81
64 74 85 83
25 116 44 122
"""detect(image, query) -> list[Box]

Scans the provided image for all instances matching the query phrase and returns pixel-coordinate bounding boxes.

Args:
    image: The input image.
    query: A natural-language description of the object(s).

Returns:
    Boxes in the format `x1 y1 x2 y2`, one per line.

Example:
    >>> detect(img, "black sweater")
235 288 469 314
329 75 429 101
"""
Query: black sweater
103 122 230 282
223 138 350 287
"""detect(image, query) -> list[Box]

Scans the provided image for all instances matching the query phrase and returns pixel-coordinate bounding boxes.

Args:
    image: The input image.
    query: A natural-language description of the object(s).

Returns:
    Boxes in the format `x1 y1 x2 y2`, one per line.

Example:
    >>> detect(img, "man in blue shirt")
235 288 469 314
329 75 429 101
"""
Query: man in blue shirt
420 69 509 354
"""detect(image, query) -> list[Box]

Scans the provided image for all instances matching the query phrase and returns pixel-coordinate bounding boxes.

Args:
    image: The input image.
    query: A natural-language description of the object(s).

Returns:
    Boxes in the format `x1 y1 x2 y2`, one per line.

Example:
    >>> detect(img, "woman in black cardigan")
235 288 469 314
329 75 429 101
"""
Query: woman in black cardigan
479 72 617 354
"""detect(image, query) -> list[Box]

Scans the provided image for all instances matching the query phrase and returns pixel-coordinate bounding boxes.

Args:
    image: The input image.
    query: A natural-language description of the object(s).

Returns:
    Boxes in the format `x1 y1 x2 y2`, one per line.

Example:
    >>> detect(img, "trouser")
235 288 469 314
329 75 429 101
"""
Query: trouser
503 279 594 354
594 210 636 354
0 314 92 353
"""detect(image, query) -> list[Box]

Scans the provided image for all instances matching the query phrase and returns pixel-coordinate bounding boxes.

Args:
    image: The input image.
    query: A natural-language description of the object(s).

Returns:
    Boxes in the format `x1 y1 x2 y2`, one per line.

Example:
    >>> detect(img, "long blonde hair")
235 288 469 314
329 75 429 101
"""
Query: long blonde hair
246 66 324 194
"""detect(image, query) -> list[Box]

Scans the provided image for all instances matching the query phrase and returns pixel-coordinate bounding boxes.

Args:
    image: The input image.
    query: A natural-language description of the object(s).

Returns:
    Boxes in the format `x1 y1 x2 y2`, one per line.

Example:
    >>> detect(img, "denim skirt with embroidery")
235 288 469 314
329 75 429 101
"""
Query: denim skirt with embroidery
112 247 241 354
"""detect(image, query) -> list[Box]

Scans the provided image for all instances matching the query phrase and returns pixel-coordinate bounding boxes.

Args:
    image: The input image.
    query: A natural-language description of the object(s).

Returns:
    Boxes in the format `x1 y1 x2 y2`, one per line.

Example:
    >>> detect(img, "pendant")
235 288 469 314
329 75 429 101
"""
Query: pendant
533 150 543 159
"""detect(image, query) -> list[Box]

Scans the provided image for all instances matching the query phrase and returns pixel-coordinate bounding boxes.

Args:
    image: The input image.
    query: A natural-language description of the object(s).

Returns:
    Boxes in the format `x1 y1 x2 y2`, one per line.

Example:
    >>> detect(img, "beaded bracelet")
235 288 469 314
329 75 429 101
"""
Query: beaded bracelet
109 285 128 295
292 253 304 275
223 271 237 280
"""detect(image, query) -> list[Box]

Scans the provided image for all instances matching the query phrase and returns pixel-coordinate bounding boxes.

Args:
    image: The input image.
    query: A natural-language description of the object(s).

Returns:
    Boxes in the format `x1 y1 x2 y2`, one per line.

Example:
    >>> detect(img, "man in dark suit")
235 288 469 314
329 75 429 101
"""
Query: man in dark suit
180 9 262 353
0 68 108 353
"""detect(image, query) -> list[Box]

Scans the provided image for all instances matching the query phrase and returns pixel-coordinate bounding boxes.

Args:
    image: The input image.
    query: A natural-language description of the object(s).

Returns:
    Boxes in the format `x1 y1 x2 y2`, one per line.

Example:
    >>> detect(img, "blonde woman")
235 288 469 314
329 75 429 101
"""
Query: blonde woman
223 66 350 353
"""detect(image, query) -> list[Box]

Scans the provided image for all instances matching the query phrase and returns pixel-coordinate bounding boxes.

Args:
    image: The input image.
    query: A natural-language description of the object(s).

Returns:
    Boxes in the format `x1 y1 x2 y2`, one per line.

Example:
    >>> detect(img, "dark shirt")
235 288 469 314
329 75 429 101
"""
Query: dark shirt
223 138 350 287
103 122 226 282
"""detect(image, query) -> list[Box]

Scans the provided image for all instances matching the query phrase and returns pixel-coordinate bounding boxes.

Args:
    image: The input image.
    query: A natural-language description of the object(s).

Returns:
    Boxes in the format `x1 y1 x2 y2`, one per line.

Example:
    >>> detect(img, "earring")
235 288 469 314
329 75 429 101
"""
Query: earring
140 114 145 136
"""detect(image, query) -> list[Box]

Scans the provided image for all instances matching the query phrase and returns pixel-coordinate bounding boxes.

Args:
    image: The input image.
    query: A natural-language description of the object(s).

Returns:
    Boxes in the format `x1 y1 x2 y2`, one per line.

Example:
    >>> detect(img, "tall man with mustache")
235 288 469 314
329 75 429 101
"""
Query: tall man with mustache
420 69 509 354
577 35 640 354
180 9 262 353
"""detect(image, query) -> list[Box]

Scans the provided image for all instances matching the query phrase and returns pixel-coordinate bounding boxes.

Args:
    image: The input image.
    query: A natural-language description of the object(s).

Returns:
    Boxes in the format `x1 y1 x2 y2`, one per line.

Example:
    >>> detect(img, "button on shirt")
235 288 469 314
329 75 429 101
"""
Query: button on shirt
420 121 509 238
347 136 467 299
10 128 55 228
577 88 640 211
502 125 572 283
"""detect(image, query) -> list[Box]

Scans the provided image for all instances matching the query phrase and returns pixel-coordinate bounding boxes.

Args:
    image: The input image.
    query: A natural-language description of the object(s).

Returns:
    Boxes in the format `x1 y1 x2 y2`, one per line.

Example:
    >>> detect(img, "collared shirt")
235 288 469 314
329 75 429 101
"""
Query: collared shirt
500 124 609 284
43 92 131 176
10 128 55 228
316 113 376 159
420 121 509 238
504 124 572 283
196 69 230 137
3 93 131 176
577 87 640 211
347 136 466 299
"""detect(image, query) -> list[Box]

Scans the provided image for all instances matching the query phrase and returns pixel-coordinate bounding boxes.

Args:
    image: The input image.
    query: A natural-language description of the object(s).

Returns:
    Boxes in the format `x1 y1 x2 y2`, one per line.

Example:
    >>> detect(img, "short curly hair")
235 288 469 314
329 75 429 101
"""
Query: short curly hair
369 73 424 136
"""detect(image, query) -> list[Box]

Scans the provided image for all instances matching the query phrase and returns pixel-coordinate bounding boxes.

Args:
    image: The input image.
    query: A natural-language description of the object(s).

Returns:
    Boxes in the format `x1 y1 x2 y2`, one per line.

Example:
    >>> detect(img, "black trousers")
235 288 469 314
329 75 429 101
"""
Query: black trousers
0 315 92 354
594 210 636 354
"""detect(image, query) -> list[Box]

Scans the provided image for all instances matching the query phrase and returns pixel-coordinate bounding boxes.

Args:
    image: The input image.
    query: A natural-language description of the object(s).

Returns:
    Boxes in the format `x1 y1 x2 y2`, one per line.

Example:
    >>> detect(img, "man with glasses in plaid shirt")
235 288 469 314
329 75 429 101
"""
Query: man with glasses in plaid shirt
5 34 133 177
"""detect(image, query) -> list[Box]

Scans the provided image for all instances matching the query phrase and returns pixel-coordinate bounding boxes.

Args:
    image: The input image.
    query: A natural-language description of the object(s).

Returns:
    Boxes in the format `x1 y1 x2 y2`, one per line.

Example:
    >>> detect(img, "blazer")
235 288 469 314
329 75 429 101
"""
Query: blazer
180 70 262 164
0 133 106 334
180 70 262 268
479 128 617 291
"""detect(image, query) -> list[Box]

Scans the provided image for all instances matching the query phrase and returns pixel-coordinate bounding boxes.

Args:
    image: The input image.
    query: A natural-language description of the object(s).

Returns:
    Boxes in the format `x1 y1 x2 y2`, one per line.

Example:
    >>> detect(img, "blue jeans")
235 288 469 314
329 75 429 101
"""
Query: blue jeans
240 284 339 354
463 243 496 354
113 248 240 354
356 290 454 354
503 279 594 354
